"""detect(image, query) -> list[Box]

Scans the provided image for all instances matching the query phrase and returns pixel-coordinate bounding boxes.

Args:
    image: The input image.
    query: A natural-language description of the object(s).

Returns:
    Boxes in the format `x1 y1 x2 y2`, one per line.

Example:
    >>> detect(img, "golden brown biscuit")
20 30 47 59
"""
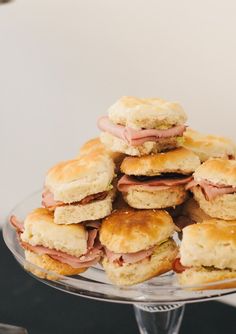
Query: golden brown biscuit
100 209 176 253
79 137 125 168
180 219 236 269
108 96 187 130
177 220 236 288
44 151 115 204
178 267 236 289
194 158 236 187
25 250 86 280
21 208 88 257
183 128 236 162
121 147 200 176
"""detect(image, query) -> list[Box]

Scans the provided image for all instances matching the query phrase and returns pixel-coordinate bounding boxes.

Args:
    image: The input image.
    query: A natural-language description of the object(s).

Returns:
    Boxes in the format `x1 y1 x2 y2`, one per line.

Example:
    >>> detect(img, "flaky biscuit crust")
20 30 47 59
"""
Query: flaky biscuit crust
45 151 115 203
100 209 176 253
178 267 236 289
21 208 88 257
192 186 236 220
108 96 187 130
193 158 236 187
121 147 200 176
180 219 236 269
25 250 86 280
183 128 236 162
123 185 188 210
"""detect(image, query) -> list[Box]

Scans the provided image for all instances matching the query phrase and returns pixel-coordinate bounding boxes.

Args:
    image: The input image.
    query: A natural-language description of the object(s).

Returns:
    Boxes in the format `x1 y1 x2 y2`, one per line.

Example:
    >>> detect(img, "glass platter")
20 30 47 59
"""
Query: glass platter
3 191 236 305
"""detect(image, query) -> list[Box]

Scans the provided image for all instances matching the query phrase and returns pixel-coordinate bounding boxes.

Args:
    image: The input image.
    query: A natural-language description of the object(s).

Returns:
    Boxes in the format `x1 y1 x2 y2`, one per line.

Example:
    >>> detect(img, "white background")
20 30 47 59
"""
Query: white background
2 0 236 223
1 0 236 306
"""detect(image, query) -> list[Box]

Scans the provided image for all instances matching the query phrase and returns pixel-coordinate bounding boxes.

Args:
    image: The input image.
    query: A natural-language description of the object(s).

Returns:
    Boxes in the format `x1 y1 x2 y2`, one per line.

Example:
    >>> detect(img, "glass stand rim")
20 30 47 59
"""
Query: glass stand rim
3 190 236 305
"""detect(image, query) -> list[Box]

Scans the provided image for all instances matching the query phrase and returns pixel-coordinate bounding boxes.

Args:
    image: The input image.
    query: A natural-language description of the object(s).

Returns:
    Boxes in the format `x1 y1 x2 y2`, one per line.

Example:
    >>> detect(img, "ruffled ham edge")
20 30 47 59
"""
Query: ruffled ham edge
97 116 186 146
9 215 103 269
186 179 236 201
42 188 108 210
118 174 193 193
172 258 189 273
104 245 156 266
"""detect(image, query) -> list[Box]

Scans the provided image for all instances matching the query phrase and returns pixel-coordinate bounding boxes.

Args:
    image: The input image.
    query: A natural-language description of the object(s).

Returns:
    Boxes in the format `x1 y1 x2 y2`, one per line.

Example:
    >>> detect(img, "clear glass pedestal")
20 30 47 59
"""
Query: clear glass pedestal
134 304 185 334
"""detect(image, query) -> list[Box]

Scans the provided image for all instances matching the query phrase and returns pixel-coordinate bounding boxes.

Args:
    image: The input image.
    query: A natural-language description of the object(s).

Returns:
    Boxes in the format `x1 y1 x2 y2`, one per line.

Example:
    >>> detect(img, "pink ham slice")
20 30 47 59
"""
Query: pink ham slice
84 221 101 249
186 179 236 201
87 229 99 249
118 175 193 192
49 254 100 268
97 116 186 146
10 215 103 269
185 179 198 190
21 240 103 268
42 188 63 210
172 258 189 273
9 215 24 233
42 188 108 210
105 246 155 265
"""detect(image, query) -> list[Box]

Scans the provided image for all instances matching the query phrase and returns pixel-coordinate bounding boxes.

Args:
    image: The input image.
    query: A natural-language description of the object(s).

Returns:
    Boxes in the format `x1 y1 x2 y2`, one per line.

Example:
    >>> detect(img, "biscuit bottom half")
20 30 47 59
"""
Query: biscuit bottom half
122 185 188 209
24 250 86 280
100 132 182 156
192 186 236 221
102 239 178 286
178 266 236 290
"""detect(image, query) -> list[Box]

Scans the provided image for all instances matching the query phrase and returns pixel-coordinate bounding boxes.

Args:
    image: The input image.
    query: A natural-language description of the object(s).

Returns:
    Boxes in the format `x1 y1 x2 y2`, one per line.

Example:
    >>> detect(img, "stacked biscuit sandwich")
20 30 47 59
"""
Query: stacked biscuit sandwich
173 158 236 288
11 151 116 279
9 96 236 289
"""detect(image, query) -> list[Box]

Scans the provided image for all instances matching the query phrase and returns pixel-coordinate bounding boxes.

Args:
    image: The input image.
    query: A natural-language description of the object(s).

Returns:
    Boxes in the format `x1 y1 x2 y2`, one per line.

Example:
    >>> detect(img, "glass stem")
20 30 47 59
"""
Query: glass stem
133 303 185 334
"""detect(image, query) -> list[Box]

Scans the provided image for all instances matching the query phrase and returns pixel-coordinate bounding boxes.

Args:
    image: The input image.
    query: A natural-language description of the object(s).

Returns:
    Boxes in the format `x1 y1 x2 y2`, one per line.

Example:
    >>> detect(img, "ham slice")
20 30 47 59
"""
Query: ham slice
49 254 100 268
42 188 108 210
118 175 193 192
21 240 103 268
9 215 24 233
186 179 236 201
79 191 108 205
87 229 98 249
10 215 103 269
42 188 63 210
98 116 186 146
172 258 189 273
185 179 198 190
105 246 155 265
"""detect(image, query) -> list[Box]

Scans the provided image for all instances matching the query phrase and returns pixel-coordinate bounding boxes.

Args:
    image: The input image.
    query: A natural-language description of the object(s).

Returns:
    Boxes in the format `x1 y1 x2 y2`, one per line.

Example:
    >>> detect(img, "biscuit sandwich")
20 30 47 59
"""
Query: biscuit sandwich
186 158 236 220
118 147 201 209
97 96 187 156
183 128 236 162
100 209 178 286
42 151 115 224
173 219 236 289
9 208 103 278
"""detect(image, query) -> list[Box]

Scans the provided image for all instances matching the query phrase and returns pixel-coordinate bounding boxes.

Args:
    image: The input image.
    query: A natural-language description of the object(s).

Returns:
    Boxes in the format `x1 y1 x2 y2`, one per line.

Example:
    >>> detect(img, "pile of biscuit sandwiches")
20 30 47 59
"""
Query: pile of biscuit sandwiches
10 96 236 288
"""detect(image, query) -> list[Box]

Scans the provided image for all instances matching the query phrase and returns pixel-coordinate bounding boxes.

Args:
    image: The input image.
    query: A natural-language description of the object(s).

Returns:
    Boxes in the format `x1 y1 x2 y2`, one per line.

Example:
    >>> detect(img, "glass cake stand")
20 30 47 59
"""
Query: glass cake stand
3 191 236 334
